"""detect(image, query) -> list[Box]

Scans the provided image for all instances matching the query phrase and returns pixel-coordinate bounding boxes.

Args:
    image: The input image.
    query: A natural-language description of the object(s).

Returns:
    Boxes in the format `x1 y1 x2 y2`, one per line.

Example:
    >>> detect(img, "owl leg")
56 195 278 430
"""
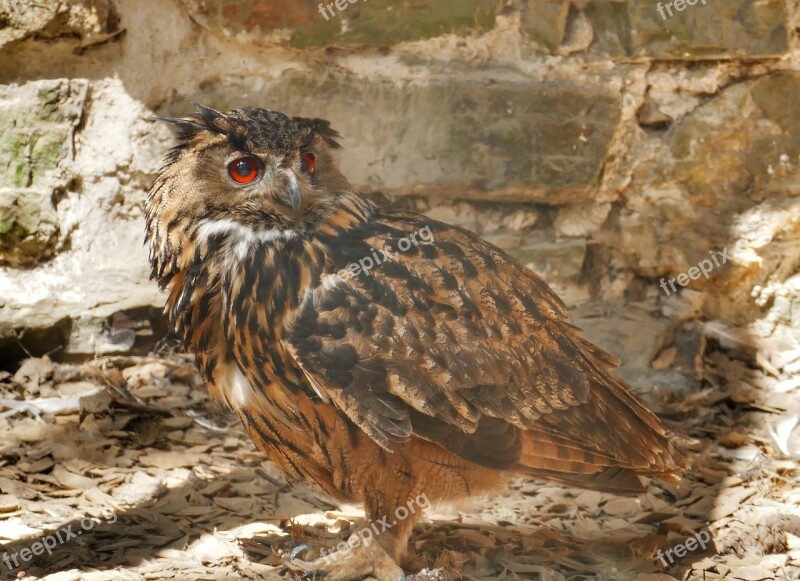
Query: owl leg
280 495 422 581
281 542 405 581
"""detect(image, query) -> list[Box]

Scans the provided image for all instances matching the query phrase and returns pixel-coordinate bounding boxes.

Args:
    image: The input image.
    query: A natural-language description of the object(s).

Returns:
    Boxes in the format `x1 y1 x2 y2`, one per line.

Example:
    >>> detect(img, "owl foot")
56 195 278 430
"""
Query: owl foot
279 539 406 581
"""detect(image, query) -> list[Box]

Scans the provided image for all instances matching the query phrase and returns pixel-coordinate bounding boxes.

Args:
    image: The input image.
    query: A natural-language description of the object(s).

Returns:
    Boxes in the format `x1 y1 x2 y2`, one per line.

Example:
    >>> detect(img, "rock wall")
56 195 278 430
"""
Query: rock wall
0 0 798 388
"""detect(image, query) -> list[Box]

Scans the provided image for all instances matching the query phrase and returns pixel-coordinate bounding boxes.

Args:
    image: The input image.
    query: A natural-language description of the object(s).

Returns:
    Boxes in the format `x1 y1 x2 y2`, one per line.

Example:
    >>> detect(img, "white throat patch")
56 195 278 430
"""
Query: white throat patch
196 219 297 260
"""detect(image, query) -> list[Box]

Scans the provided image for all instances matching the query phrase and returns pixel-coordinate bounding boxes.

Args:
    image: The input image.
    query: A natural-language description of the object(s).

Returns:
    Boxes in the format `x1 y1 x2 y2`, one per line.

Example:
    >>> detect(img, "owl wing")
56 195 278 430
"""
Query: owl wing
284 212 677 471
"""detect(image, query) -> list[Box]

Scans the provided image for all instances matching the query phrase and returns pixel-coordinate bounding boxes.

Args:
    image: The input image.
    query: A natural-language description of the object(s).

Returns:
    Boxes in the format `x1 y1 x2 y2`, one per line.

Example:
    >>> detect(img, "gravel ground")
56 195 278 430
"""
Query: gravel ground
0 346 798 581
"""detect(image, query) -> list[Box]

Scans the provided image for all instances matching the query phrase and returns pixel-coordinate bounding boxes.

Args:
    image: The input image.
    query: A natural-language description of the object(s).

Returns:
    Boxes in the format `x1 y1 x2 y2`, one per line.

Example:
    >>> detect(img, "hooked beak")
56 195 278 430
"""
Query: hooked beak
281 169 301 213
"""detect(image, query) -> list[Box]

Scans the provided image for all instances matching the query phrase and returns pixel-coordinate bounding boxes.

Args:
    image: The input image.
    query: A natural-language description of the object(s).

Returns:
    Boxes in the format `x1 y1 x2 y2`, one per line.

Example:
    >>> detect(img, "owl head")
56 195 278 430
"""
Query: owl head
145 105 348 284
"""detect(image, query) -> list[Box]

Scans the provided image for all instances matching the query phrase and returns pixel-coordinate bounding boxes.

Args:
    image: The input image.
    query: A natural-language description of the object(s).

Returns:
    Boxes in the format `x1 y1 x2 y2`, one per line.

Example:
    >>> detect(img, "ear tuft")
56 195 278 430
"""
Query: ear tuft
153 103 230 141
295 117 342 149
191 103 226 127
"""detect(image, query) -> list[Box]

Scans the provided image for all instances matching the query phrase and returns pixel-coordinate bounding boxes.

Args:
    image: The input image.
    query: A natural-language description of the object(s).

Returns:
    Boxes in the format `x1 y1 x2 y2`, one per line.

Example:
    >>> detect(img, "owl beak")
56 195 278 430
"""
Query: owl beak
282 169 302 213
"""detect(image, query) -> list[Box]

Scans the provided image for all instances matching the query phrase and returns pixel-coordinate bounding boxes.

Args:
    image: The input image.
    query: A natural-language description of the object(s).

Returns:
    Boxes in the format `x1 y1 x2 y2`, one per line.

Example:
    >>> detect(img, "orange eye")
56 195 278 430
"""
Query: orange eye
300 152 316 175
228 156 259 183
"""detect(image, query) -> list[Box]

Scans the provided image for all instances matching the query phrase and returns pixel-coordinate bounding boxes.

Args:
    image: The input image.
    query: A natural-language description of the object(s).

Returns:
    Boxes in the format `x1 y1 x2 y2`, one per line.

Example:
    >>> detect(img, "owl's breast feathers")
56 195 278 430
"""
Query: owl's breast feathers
159 192 689 491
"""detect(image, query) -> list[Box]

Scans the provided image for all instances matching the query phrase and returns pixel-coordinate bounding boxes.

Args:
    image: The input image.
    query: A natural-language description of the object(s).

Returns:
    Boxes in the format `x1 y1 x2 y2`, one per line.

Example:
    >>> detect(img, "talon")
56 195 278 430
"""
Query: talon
290 543 311 560
278 565 290 576
276 534 403 580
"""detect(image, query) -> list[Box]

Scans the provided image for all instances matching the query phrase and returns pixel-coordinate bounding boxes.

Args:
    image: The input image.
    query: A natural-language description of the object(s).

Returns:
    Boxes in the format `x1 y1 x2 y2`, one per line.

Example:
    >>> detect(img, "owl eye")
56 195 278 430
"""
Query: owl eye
228 156 260 184
300 152 316 176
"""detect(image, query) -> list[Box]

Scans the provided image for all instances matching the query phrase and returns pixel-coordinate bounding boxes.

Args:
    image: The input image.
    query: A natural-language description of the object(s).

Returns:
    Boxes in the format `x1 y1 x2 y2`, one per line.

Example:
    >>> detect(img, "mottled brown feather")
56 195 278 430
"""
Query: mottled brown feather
285 211 687 480
145 106 692 573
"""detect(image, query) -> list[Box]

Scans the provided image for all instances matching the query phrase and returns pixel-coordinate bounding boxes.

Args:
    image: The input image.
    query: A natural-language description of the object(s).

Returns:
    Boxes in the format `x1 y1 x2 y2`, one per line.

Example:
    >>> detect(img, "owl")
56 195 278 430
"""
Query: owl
145 105 690 581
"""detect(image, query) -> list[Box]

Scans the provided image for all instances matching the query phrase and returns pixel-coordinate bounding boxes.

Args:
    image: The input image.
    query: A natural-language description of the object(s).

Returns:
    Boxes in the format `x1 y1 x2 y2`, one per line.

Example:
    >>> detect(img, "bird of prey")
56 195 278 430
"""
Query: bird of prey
145 105 690 581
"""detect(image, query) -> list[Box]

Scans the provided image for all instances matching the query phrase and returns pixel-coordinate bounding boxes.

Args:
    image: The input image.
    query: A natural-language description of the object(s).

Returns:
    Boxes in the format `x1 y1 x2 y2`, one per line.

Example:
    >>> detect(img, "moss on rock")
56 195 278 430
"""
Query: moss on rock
0 79 86 267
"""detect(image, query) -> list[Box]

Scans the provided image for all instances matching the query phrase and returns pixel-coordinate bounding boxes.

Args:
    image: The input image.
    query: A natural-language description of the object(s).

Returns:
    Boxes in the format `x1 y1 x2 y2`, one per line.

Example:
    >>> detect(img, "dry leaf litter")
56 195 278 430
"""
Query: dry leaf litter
0 341 798 581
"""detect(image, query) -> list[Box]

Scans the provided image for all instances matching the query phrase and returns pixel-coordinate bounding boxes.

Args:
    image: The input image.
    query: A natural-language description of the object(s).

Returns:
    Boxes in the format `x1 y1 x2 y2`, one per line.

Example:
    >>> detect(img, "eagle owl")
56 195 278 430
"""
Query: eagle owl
145 105 689 580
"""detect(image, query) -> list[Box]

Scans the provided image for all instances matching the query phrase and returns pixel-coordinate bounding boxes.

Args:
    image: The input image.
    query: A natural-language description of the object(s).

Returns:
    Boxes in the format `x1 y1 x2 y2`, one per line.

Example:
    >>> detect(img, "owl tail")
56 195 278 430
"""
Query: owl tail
514 424 692 494
512 374 694 496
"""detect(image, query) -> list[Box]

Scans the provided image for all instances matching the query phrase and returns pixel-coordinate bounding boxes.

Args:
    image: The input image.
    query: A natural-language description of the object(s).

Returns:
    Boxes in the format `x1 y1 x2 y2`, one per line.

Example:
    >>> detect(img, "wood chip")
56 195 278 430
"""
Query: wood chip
652 347 678 370
731 566 774 581
0 517 42 540
0 494 20 513
52 464 98 490
139 451 204 469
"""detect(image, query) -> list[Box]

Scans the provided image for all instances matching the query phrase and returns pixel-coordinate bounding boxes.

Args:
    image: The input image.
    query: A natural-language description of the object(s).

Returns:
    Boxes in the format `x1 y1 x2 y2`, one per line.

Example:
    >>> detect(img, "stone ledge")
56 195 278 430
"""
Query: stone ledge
583 0 789 60
178 0 500 48
175 0 789 59
160 69 623 204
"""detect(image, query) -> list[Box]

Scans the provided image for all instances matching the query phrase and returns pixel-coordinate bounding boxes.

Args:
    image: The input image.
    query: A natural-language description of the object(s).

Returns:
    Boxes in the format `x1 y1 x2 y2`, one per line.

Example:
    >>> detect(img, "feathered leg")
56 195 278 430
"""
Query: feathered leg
282 490 422 581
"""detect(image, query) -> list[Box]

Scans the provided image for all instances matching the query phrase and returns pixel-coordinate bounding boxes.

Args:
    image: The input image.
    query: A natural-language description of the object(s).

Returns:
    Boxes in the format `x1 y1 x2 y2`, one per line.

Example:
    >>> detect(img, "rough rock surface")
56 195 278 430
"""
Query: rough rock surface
1 2 800 580
0 0 797 399
0 0 118 49
0 79 87 267
161 69 622 203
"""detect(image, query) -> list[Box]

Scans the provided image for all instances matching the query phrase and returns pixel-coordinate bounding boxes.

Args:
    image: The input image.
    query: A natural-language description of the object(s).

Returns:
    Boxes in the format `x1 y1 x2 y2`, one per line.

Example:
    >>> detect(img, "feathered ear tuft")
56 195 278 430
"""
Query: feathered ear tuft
153 103 230 141
294 117 342 149
191 103 227 127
